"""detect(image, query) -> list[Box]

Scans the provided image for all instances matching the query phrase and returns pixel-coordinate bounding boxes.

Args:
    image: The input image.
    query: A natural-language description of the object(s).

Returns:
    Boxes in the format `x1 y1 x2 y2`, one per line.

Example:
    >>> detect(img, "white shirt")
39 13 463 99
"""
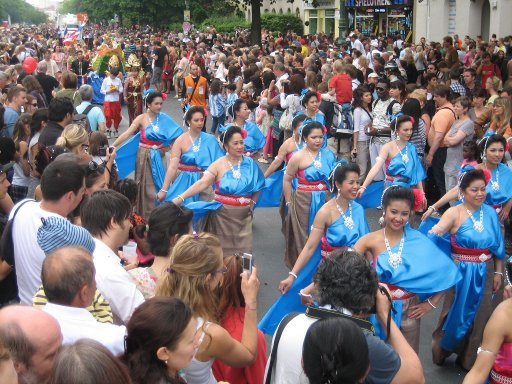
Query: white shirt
275 73 289 88
100 76 124 103
40 59 59 78
92 239 144 324
351 39 365 55
11 200 61 304
43 302 126 356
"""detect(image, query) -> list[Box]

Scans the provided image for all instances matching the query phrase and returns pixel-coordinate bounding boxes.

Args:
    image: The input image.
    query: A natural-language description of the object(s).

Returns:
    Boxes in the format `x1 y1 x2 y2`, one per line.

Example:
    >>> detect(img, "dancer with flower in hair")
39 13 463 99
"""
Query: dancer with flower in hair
172 125 265 256
357 115 427 211
112 90 182 220
428 168 505 370
157 106 224 205
259 162 369 335
354 186 461 352
283 121 339 270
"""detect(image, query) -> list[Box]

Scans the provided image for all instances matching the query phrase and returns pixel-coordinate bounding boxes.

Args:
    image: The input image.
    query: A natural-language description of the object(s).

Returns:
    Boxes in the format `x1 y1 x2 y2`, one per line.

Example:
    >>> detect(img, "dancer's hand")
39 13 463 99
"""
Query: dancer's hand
278 275 294 294
504 284 512 299
157 190 166 202
408 301 434 320
421 207 434 221
356 186 365 198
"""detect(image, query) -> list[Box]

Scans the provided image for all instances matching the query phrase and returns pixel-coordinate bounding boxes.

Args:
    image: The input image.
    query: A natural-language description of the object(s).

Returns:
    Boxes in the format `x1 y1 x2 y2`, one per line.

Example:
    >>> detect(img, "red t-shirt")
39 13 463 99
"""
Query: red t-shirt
329 73 353 104
481 63 501 88
212 307 267 384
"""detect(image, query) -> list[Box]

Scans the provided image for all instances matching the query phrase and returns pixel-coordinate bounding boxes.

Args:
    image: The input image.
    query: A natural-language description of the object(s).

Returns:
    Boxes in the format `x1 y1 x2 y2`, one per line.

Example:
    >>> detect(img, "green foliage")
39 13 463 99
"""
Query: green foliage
0 0 48 24
261 13 303 35
200 17 250 33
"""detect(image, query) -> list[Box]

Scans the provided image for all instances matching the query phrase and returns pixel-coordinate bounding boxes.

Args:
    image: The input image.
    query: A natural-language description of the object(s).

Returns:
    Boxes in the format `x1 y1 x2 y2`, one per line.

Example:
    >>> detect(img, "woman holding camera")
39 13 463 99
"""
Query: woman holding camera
354 186 461 352
157 106 224 205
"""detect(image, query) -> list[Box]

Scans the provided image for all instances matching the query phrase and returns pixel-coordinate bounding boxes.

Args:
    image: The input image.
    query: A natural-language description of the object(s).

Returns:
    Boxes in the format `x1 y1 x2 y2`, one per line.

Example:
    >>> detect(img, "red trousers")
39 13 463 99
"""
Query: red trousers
104 101 122 130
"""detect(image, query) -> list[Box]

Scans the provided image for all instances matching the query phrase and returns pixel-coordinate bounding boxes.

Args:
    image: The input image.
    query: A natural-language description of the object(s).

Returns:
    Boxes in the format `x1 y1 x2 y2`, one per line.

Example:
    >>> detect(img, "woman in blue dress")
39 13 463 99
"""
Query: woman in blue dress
219 99 266 158
354 186 461 352
172 125 265 256
258 163 369 335
156 106 224 205
428 169 505 370
112 90 183 219
357 115 427 210
296 90 327 145
422 134 512 224
283 121 338 270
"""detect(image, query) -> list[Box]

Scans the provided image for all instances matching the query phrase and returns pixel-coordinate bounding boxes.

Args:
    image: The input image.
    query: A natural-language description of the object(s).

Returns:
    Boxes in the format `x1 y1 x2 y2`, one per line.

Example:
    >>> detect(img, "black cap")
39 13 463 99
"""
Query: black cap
0 161 14 174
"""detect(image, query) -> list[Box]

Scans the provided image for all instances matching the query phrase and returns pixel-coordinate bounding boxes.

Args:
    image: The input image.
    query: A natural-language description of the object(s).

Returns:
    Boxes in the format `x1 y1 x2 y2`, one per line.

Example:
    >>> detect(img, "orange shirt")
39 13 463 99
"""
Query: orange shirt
184 75 208 108
428 103 455 147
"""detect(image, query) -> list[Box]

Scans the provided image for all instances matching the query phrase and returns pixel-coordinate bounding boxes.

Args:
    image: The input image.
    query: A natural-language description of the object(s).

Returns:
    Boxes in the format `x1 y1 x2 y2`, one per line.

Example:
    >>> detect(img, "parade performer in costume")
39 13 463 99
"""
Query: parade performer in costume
354 186 461 352
157 106 224 205
123 54 145 126
422 134 512 225
259 163 369 335
100 55 124 138
283 121 338 269
357 115 427 210
220 99 266 158
112 91 182 220
428 169 505 370
295 90 327 146
463 294 512 384
172 126 265 256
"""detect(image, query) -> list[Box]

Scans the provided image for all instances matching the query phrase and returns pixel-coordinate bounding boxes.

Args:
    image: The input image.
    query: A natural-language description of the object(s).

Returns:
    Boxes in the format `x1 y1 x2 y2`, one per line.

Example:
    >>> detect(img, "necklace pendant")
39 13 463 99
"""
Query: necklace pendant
473 221 484 233
491 181 499 192
388 252 402 269
192 145 200 152
344 216 355 230
232 169 241 179
153 125 159 132
401 153 409 163
313 160 322 169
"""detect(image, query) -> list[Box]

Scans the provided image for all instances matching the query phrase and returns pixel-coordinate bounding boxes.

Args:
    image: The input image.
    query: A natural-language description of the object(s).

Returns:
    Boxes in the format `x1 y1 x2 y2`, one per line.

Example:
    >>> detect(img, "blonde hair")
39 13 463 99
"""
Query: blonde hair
155 232 222 322
403 48 414 65
486 76 503 91
333 59 345 74
409 89 427 107
492 97 512 133
56 124 88 150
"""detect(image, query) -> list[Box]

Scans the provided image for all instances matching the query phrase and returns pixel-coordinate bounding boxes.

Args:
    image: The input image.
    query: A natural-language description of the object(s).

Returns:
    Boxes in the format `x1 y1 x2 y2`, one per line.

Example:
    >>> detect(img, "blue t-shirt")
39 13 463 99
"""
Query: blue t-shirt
76 101 106 132
2 106 20 138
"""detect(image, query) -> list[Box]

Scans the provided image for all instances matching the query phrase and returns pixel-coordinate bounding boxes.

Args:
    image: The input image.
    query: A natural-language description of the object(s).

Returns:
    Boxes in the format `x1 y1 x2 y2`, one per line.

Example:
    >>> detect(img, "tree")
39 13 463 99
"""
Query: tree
0 0 47 24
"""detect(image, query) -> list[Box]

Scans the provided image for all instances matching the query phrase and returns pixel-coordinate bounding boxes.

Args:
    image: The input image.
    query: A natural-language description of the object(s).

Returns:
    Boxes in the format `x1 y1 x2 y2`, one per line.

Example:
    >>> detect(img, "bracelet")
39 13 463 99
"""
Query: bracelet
427 298 437 309
160 189 168 193
246 306 257 311
250 199 256 205
299 289 312 298
494 271 503 276
360 186 367 190
289 271 297 279
286 202 290 206
176 194 185 202
428 205 437 212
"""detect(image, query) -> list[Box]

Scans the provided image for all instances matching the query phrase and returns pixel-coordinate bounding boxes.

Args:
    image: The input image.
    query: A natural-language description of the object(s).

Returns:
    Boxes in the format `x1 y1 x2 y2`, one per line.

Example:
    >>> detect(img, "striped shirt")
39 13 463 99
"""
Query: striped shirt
33 286 113 324
209 93 226 117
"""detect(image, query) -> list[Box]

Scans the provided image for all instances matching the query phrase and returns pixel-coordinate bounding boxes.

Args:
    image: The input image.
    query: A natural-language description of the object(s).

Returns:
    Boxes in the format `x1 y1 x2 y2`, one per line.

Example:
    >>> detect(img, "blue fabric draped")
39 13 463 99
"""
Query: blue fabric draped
219 121 266 153
186 156 265 228
355 181 385 208
89 72 106 104
255 169 284 208
386 142 427 187
258 202 369 336
418 216 451 256
428 204 504 351
164 132 224 205
485 163 512 205
370 226 461 340
145 112 183 146
116 132 140 179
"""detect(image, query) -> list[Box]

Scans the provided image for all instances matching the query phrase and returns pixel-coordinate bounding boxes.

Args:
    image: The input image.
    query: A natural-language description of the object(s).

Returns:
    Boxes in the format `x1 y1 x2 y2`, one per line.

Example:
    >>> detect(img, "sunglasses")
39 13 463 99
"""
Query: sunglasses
215 266 228 275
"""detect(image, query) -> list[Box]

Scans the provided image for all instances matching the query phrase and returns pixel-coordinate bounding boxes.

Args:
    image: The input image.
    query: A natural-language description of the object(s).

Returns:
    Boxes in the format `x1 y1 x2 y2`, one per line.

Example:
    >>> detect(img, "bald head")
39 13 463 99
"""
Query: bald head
42 247 94 306
0 305 62 383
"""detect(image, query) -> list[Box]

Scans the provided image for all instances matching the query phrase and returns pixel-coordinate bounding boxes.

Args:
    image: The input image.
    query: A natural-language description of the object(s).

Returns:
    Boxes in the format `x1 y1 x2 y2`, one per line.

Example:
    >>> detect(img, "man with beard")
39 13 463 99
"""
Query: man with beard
0 305 62 384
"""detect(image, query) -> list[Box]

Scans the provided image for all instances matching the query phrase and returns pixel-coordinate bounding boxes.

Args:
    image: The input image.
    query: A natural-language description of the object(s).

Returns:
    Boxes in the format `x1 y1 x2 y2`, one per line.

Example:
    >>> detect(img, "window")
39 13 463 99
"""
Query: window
279 8 283 14
309 10 318 34
325 9 335 35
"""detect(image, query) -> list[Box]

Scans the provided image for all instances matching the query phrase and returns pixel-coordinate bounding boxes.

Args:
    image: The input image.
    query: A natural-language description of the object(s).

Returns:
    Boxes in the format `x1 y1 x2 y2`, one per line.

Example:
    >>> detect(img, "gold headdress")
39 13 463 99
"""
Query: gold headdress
127 54 141 68
108 54 120 68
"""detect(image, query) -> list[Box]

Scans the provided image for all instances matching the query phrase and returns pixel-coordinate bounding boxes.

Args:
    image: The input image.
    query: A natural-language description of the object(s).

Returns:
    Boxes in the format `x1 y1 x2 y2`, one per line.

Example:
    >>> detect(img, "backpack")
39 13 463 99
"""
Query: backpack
72 104 96 133
373 98 400 121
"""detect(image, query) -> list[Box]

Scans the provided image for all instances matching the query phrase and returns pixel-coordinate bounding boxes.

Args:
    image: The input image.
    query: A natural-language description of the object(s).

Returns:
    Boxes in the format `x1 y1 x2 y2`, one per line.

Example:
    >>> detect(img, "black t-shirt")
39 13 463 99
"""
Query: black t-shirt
154 46 167 68
38 121 64 147
35 73 60 103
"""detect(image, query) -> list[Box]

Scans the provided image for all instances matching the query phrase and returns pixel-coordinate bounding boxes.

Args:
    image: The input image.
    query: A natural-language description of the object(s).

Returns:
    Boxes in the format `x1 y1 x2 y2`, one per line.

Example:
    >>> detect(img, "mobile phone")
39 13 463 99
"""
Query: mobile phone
242 253 253 273
109 146 114 154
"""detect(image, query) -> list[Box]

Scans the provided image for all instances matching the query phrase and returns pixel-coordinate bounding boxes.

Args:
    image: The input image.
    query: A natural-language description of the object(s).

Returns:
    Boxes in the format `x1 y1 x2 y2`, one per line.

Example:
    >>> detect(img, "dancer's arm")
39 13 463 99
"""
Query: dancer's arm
356 145 389 197
172 165 217 205
157 140 183 202
421 185 458 221
111 116 141 147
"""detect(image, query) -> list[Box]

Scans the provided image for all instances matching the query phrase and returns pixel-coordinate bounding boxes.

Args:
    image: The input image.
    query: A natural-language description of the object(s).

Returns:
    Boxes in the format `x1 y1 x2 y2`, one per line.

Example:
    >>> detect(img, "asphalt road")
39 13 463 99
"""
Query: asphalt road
113 92 468 383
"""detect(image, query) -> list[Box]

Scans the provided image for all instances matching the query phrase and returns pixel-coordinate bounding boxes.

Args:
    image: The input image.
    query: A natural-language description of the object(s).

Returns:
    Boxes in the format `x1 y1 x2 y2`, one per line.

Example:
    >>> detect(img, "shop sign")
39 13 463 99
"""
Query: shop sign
345 0 409 6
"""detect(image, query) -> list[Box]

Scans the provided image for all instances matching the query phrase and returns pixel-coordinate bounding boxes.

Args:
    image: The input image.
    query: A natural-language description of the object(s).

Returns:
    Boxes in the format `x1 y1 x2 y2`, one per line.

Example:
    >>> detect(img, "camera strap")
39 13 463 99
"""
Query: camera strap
305 306 375 335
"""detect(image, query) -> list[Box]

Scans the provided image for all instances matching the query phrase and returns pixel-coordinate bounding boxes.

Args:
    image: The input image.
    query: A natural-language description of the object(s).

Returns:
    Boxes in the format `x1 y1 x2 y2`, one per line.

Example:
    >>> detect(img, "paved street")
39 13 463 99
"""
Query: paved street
115 92 468 383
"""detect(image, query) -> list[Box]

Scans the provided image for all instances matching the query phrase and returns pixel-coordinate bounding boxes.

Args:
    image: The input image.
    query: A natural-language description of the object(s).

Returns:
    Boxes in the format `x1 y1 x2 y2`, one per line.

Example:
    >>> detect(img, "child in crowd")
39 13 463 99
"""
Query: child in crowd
100 63 124 138
208 78 225 135
462 140 478 168
256 104 273 163
225 83 238 123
